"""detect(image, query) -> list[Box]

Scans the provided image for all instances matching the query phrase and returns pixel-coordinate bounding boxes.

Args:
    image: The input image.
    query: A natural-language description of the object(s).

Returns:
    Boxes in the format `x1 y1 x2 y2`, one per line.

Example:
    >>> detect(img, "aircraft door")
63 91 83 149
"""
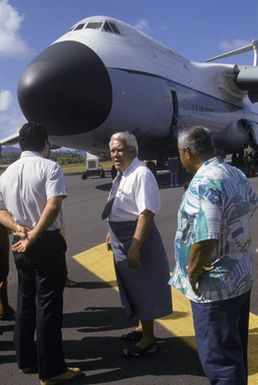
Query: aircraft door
171 90 178 127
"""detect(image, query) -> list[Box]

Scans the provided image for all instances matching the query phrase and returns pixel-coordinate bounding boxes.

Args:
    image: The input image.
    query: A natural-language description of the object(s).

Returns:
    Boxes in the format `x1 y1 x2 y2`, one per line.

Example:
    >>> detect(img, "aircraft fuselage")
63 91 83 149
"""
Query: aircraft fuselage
17 16 258 158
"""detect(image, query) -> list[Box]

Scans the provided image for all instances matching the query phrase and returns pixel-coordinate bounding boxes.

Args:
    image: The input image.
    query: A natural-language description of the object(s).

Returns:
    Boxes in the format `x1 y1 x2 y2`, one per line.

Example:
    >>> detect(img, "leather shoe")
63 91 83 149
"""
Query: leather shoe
21 365 37 374
40 367 82 385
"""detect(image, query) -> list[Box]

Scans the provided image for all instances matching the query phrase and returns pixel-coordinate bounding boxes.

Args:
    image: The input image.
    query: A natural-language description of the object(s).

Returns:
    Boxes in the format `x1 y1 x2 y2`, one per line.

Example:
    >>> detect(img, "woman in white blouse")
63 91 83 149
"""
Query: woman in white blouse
102 132 172 358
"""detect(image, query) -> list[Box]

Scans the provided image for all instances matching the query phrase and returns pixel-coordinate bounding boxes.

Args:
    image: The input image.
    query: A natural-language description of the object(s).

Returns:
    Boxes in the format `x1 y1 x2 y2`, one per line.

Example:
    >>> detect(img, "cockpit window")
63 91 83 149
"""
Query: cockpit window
110 23 120 34
103 22 113 33
86 22 103 30
103 22 120 34
70 21 121 34
74 23 85 31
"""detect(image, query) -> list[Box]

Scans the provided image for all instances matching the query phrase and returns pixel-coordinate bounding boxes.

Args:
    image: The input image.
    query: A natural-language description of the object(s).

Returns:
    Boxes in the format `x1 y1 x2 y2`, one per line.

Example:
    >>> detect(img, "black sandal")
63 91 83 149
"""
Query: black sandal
0 307 15 321
122 342 157 358
121 330 143 342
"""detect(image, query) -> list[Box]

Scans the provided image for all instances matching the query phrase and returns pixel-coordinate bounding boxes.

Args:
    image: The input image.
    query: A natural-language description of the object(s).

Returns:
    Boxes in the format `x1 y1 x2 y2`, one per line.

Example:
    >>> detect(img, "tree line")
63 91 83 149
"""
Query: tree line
0 149 85 165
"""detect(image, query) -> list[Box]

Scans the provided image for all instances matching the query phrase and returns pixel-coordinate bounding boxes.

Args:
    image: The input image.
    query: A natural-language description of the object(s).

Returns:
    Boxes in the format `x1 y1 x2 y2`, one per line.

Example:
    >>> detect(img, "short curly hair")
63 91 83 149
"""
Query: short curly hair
178 126 214 155
109 132 138 155
19 122 48 152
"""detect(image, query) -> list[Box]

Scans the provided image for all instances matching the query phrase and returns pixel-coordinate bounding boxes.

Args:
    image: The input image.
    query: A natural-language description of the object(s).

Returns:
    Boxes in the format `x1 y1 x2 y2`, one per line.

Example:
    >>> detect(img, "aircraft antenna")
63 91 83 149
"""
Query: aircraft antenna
207 40 258 66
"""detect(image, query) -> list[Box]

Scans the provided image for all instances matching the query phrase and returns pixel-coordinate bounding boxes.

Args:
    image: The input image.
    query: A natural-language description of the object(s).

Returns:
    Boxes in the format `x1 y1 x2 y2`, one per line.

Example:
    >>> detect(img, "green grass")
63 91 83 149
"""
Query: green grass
100 160 113 170
0 166 7 175
60 163 85 174
0 161 113 175
61 161 112 174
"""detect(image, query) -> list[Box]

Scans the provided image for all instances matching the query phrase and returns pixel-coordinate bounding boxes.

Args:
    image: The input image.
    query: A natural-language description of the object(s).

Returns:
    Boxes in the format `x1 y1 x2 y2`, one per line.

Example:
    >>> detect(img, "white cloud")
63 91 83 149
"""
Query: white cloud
134 19 150 33
0 89 12 112
0 105 25 138
219 39 250 52
0 0 30 57
0 89 24 138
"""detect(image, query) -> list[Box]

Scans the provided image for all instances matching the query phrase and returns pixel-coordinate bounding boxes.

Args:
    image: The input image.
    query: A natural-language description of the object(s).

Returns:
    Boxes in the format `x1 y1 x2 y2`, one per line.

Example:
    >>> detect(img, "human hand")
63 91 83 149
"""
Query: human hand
187 270 202 296
127 243 141 269
12 238 31 253
187 265 214 296
13 224 29 239
12 229 37 253
105 232 112 251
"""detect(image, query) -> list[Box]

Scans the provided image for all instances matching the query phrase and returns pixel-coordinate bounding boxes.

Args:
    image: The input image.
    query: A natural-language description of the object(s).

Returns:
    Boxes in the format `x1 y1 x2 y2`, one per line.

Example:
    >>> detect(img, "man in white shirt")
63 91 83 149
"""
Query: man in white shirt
0 122 81 385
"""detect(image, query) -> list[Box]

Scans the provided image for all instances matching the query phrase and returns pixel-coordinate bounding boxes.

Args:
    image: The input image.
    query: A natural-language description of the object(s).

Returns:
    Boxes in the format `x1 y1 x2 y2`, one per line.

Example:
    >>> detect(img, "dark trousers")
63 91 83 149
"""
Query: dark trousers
13 231 67 380
191 291 251 385
0 225 9 279
0 226 10 313
169 169 179 186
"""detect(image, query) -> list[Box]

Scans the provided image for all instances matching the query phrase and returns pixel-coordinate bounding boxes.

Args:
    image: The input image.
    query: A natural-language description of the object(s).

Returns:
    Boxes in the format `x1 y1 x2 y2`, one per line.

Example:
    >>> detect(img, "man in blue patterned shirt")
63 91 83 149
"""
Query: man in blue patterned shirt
169 126 257 385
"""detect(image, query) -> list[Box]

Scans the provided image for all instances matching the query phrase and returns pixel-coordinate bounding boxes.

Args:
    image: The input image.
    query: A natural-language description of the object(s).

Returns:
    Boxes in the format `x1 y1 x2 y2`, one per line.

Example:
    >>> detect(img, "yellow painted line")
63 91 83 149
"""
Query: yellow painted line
74 243 258 384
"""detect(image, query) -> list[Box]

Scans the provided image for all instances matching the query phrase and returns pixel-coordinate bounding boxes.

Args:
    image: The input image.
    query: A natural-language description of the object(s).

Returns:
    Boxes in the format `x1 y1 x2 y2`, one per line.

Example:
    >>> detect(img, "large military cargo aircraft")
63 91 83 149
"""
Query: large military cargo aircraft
3 16 258 168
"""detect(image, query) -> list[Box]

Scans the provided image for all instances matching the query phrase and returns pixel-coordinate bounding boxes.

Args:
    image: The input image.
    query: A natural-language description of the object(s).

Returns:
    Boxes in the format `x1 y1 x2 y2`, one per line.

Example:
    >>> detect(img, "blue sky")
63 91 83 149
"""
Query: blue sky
1 0 258 138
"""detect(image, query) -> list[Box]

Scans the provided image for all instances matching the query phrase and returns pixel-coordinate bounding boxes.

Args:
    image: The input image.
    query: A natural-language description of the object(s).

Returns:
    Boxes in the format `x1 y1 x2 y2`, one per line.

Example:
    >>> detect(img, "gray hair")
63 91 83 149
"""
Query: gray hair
109 132 139 155
177 126 215 155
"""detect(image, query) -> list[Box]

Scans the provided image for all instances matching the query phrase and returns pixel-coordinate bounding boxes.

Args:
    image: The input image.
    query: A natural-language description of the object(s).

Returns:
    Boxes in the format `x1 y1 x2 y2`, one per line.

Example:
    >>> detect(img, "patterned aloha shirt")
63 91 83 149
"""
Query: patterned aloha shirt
169 156 258 303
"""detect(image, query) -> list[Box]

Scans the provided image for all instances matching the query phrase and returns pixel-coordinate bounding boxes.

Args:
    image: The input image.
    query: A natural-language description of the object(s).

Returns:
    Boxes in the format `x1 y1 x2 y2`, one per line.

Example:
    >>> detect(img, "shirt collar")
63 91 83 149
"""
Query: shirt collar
195 156 222 176
122 156 139 177
20 151 43 158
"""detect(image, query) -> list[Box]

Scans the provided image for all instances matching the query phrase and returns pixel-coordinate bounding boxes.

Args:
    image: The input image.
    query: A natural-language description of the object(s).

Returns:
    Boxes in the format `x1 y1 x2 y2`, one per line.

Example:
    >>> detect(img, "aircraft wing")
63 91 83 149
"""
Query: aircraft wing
207 40 258 103
0 132 19 146
0 133 61 149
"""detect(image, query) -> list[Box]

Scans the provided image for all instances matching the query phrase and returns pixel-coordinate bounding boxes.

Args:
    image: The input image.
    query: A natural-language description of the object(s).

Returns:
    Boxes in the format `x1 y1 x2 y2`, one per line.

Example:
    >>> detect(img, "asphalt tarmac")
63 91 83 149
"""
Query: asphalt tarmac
1 171 258 385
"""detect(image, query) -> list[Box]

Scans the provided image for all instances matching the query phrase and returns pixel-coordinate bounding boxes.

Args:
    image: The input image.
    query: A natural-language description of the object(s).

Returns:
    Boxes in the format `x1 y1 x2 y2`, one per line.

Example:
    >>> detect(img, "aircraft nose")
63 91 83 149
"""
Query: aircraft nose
17 41 112 135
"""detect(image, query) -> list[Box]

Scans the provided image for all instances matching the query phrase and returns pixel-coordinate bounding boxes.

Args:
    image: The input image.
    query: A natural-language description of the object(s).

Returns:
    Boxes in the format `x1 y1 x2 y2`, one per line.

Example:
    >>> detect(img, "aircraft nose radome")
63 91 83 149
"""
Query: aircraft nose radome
17 41 112 135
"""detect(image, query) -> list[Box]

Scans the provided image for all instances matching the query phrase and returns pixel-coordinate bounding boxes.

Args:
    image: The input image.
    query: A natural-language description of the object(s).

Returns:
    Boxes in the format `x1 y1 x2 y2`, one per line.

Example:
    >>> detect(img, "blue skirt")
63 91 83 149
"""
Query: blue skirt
108 220 172 320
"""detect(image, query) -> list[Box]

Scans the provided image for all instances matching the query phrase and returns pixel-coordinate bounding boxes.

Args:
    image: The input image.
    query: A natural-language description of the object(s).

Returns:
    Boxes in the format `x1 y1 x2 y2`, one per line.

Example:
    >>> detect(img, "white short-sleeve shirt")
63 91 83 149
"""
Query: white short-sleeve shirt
108 157 160 222
0 151 67 230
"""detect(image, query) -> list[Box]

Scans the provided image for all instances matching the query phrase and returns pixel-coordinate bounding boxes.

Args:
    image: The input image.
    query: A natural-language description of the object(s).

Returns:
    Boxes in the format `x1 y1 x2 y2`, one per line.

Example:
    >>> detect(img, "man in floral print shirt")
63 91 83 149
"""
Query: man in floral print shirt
169 126 257 385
